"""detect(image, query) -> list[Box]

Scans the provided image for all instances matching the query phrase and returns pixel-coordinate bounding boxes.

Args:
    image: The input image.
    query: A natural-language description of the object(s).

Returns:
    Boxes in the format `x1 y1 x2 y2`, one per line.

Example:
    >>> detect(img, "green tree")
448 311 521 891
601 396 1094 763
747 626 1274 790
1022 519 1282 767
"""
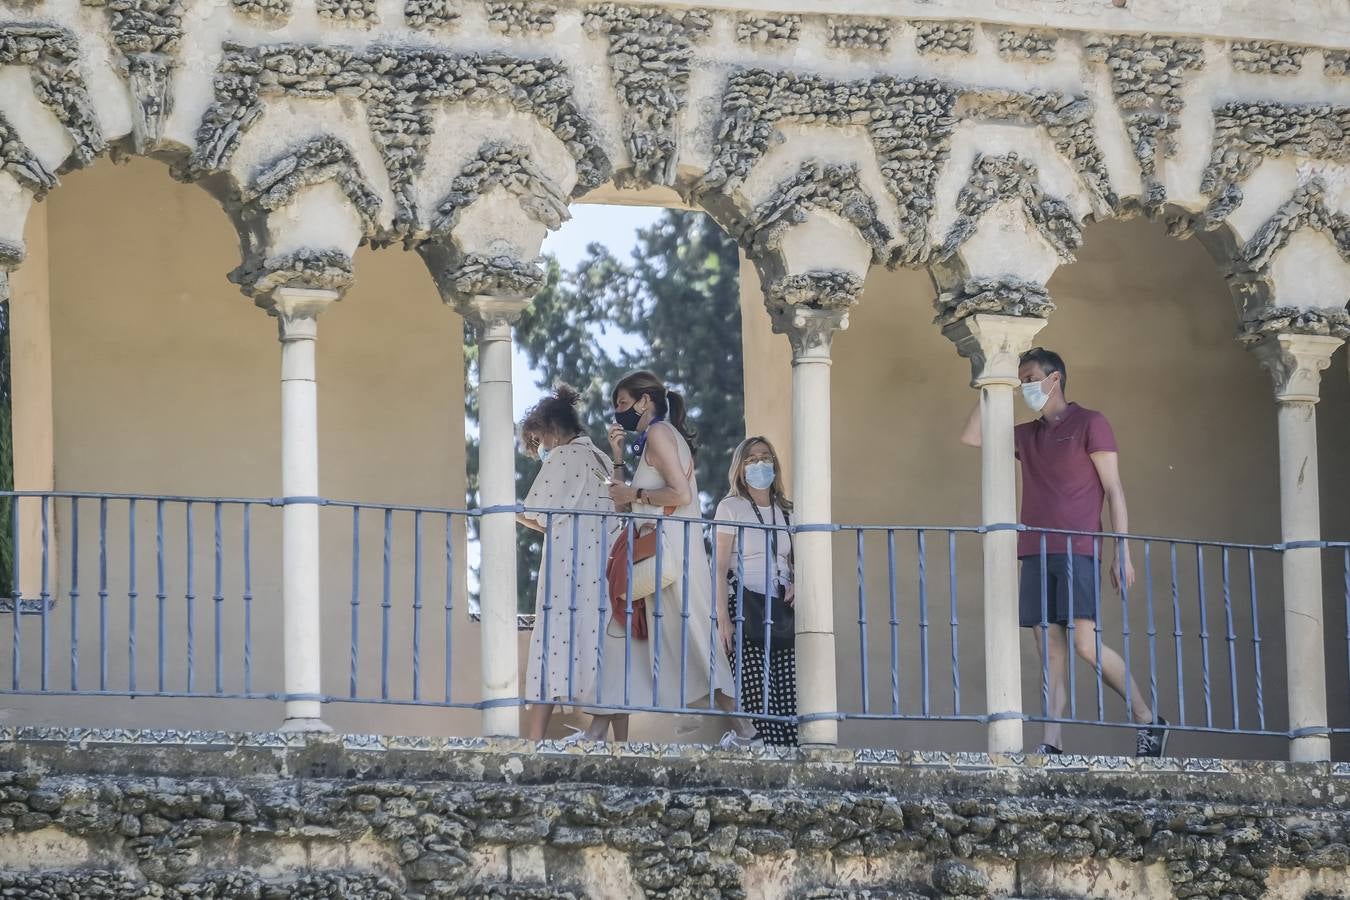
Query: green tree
465 210 745 612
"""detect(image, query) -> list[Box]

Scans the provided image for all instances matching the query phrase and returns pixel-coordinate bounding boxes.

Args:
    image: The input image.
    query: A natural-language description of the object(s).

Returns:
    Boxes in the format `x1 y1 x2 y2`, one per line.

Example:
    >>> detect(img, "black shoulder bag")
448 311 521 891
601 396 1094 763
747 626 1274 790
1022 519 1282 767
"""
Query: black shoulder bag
733 502 794 652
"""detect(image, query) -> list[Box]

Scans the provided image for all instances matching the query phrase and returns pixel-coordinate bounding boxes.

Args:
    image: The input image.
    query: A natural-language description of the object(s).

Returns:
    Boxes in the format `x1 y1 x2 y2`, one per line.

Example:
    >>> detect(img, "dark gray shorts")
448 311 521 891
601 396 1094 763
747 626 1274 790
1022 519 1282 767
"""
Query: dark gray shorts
1018 554 1099 627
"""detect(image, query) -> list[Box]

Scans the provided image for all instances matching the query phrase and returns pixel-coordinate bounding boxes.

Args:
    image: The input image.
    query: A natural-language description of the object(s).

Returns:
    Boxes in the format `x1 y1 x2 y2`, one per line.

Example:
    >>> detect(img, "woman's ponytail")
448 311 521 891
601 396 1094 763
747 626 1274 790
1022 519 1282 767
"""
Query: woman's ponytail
665 390 699 454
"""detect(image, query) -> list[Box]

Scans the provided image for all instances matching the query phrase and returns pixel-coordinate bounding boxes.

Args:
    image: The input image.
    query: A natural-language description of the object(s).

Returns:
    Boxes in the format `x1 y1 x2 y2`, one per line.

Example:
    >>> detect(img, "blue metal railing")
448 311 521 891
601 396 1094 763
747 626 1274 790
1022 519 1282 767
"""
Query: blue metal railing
1 491 1346 753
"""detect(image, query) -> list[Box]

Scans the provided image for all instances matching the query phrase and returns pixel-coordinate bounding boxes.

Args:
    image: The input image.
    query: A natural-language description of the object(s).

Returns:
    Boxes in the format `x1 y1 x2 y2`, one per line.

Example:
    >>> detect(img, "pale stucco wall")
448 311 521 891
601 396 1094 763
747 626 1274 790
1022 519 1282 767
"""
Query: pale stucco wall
744 217 1350 760
2 159 477 736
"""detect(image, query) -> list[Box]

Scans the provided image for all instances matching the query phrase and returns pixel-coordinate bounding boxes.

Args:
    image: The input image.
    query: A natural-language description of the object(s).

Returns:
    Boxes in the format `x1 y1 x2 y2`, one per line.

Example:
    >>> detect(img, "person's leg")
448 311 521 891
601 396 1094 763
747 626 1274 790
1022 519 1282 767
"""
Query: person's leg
733 641 769 739
714 689 757 738
1070 623 1153 724
769 645 798 746
1032 624 1070 750
1022 556 1069 751
1065 554 1155 725
524 703 554 741
583 714 614 740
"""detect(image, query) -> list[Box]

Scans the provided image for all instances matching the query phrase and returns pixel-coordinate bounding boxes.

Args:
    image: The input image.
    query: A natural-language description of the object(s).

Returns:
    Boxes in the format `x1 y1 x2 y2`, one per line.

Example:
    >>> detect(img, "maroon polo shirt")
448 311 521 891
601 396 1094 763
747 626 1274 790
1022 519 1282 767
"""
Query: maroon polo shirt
1014 402 1117 558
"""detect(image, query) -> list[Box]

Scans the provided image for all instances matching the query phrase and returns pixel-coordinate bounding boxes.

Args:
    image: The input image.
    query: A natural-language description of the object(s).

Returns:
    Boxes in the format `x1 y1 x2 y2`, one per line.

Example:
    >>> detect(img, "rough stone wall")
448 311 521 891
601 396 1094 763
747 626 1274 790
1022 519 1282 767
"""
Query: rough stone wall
0 730 1347 899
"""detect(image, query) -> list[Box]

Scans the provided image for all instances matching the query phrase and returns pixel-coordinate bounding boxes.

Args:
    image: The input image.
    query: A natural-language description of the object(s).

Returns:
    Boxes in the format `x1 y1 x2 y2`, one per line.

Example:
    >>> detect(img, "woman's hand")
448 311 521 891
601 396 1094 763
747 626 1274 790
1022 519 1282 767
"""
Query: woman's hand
783 582 796 607
609 482 637 507
606 423 627 463
718 609 734 656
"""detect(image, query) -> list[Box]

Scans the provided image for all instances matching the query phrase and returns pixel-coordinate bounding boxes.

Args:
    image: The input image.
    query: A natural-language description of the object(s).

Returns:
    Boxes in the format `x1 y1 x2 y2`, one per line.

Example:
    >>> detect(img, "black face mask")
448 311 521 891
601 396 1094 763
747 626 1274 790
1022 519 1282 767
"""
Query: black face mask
614 403 643 432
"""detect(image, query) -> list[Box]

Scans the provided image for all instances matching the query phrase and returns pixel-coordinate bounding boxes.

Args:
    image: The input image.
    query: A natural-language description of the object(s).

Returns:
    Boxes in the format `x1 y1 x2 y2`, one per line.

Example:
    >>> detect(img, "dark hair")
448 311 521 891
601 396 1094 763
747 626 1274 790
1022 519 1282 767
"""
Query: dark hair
520 383 584 451
611 370 698 453
1019 347 1067 392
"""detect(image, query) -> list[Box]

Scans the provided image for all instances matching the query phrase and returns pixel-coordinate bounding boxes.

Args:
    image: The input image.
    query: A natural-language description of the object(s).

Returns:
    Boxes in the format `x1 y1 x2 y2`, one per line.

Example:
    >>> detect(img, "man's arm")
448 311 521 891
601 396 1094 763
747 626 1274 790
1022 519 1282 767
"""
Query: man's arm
959 401 981 448
1090 450 1136 590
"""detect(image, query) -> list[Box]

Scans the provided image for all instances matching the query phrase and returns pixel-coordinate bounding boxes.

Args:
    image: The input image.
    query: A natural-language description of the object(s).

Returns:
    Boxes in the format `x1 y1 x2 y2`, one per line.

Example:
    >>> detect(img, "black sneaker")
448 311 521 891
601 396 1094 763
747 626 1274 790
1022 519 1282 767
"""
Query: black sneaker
1034 743 1062 755
1136 716 1169 758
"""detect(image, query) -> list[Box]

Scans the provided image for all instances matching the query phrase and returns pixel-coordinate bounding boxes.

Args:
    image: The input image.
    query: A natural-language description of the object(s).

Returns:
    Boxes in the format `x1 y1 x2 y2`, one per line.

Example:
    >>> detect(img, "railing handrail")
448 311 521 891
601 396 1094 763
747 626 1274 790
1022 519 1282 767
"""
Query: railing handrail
3 491 1343 551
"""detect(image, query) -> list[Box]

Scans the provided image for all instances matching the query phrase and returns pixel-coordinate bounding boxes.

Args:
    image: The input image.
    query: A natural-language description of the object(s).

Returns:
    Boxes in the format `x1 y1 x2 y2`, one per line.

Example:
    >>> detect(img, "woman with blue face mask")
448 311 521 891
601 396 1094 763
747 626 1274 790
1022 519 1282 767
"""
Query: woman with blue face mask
713 437 798 747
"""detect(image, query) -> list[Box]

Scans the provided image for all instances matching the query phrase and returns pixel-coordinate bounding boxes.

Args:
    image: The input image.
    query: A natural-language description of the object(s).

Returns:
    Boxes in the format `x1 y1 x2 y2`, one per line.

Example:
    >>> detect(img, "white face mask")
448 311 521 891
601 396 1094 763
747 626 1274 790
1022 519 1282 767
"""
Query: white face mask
745 461 776 491
1020 376 1052 412
537 443 551 463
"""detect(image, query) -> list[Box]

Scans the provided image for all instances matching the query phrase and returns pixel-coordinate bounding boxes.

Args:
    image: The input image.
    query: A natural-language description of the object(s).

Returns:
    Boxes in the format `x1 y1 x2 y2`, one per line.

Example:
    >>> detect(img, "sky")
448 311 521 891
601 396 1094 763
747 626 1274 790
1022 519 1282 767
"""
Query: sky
512 204 665 419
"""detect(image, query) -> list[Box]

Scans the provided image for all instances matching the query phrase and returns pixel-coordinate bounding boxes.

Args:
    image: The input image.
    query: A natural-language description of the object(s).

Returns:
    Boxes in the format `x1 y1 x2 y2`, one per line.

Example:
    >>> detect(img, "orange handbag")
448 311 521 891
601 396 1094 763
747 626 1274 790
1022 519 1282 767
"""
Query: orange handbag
605 507 676 642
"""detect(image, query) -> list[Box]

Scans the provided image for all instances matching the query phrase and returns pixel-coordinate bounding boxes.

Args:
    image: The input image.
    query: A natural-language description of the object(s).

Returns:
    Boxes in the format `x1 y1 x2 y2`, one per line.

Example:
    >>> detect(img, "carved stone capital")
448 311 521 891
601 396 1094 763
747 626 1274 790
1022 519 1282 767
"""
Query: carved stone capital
270 286 340 341
771 305 850 360
942 313 1048 388
460 295 530 334
1249 332 1344 404
233 249 355 301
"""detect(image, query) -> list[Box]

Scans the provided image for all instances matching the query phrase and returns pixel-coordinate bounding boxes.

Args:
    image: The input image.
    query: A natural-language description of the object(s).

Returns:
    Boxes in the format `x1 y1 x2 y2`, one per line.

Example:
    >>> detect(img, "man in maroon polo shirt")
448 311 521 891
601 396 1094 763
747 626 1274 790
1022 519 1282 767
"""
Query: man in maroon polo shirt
961 347 1168 757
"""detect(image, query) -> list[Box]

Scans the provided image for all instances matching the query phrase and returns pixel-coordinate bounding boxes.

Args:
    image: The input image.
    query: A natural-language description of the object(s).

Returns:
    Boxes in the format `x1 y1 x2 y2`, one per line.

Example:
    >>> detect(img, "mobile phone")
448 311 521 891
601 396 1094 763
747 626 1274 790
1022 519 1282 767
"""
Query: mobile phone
594 469 614 486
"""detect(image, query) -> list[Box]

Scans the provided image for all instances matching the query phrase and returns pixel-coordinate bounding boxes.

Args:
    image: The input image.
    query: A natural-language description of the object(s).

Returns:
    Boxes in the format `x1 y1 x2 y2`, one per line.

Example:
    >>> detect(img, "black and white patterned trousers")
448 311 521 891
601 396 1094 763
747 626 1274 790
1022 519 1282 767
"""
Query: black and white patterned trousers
731 641 798 746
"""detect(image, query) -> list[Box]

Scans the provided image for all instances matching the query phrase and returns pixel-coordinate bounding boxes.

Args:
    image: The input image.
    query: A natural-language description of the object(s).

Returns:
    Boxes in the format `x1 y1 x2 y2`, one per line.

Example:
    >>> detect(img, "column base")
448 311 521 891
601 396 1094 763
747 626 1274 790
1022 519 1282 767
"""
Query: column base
279 717 333 734
1290 734 1331 764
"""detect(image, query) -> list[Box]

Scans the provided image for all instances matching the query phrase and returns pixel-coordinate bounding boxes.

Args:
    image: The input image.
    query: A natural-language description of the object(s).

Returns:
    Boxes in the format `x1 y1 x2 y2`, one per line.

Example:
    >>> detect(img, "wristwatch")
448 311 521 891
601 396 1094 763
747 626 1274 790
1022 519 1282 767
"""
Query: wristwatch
636 488 647 504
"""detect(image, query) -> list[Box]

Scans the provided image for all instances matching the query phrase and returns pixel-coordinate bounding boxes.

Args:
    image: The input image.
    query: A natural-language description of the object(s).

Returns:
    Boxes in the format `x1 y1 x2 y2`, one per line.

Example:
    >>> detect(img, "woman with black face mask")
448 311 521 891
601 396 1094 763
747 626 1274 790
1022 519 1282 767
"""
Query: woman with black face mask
577 370 749 745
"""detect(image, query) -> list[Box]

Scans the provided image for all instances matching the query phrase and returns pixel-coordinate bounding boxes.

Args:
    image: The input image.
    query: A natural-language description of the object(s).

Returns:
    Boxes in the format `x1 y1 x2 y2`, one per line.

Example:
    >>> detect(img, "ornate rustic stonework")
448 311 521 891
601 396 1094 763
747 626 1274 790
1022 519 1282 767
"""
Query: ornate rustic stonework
404 0 456 29
1238 305 1350 345
233 248 355 298
940 153 1082 262
183 43 609 239
1326 49 1350 77
0 110 57 197
430 141 570 239
1085 33 1204 214
934 278 1055 326
231 0 291 23
486 0 556 34
0 24 105 167
243 136 383 234
743 161 891 263
1230 40 1305 75
764 270 864 312
735 13 799 47
80 0 185 145
915 21 974 56
583 4 710 189
700 70 959 267
995 28 1057 62
1199 101 1350 227
826 16 890 52
316 0 379 25
1240 178 1350 274
958 89 1116 217
447 253 544 297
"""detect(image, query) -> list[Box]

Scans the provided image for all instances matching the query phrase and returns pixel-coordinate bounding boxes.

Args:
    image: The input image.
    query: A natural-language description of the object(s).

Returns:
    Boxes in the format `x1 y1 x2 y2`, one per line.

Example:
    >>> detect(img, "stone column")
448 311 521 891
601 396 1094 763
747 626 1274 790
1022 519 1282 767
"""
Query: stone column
274 287 339 732
1251 332 1343 763
776 305 849 748
944 313 1048 755
465 297 529 738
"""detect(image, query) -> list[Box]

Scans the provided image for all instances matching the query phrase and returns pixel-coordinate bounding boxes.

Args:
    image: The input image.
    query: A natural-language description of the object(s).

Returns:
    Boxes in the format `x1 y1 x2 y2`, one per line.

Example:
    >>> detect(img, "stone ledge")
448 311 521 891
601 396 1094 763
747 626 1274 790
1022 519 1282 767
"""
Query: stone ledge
0 727 1343 807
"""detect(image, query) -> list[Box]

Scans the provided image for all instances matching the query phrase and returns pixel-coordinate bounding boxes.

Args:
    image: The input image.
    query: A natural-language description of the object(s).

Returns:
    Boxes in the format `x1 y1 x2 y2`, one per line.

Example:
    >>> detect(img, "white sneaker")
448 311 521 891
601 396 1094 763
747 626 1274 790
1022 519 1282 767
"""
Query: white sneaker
558 725 590 746
718 730 763 750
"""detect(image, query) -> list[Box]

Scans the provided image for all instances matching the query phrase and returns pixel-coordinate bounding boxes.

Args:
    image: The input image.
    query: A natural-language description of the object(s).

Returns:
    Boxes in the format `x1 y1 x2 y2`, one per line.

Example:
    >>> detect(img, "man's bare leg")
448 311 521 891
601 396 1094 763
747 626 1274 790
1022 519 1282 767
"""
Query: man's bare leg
1070 620 1154 723
524 703 554 741
1032 624 1070 750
